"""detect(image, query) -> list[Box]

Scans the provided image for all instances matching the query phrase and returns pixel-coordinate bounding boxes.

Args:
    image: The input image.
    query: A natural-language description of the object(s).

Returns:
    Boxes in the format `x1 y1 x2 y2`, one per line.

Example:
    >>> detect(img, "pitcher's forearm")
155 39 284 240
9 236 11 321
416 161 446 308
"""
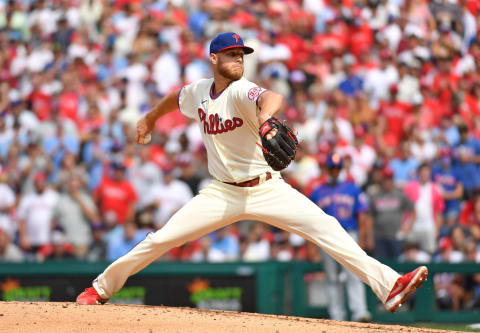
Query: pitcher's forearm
146 89 182 123
257 91 284 125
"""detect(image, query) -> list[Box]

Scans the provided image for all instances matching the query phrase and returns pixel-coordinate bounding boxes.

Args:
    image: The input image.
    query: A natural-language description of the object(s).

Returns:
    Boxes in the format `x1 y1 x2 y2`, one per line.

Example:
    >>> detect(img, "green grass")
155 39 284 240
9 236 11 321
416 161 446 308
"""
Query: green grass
409 323 480 332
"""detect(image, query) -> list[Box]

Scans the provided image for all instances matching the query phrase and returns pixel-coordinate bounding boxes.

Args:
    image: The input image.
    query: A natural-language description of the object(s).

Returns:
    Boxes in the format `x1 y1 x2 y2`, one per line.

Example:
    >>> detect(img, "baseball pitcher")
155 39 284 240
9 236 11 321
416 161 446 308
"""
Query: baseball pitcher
77 32 427 314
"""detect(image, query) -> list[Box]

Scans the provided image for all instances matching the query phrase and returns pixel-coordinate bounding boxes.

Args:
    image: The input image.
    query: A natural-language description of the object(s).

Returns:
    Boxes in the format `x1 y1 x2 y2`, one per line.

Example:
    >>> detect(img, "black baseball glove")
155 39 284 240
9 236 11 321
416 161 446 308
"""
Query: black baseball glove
258 117 298 171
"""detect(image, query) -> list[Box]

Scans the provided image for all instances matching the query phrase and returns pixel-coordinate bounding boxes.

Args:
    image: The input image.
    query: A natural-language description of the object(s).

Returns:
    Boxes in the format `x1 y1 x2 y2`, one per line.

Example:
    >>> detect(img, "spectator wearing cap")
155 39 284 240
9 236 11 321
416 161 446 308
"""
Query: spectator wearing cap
369 167 415 260
403 163 445 254
53 174 98 258
145 165 193 227
0 227 24 262
309 153 371 322
452 123 480 199
17 172 59 255
432 149 463 231
94 162 137 226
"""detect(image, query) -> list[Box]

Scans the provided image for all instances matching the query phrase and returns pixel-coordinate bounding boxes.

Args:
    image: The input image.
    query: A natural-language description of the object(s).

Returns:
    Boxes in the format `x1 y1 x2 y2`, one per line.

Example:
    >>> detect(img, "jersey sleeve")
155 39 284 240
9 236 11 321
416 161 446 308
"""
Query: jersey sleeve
231 78 267 117
177 83 197 119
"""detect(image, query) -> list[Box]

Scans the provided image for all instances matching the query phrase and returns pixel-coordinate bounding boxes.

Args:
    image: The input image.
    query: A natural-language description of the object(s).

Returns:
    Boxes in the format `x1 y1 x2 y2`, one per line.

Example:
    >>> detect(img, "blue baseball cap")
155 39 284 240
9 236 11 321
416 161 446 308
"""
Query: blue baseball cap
326 153 343 169
210 32 254 55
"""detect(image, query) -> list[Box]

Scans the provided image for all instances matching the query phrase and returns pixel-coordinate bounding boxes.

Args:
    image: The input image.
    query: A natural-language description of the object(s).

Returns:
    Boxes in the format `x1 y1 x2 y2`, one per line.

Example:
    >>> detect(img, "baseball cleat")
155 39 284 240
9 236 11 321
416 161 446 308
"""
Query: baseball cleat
76 286 108 305
384 266 428 313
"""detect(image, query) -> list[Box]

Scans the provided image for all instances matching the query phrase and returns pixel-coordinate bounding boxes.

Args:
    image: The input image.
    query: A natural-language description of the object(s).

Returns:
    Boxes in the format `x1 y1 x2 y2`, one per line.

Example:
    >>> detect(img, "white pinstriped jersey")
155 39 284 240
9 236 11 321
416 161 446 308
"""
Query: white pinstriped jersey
178 77 279 183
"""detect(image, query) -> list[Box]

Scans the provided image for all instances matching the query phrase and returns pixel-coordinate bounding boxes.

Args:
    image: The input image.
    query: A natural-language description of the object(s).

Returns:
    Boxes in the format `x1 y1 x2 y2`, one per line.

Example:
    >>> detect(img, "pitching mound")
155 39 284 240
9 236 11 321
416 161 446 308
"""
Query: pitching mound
0 301 452 333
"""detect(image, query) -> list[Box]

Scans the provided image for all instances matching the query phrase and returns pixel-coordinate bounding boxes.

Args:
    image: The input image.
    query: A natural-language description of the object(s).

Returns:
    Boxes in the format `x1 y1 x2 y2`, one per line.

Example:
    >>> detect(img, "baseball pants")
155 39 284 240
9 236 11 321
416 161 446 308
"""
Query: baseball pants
93 175 400 303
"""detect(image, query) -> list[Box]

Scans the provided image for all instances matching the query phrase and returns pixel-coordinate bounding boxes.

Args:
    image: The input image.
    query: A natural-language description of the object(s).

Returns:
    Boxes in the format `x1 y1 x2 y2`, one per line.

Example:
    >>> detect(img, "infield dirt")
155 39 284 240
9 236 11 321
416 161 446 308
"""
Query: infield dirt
0 301 457 333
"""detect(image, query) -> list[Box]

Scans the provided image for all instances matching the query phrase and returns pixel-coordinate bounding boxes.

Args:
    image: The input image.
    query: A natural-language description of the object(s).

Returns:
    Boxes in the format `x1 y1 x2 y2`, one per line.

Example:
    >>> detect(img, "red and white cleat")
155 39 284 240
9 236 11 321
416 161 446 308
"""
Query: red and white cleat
76 286 108 305
385 266 428 313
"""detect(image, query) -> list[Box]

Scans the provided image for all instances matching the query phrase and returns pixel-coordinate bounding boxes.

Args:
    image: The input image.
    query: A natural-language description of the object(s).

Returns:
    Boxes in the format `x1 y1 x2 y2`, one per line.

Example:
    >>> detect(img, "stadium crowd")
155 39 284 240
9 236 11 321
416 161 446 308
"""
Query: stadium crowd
0 0 480 310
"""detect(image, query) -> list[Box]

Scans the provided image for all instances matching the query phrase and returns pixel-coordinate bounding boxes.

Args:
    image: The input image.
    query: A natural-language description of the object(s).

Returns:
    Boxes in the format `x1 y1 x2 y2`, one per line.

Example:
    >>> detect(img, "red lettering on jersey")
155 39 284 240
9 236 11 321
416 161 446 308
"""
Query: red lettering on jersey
197 108 243 135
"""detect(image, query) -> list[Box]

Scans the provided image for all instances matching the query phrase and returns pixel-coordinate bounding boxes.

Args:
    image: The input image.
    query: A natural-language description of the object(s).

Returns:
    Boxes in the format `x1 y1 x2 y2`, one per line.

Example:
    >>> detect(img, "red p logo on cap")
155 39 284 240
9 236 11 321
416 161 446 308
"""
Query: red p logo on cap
232 33 240 43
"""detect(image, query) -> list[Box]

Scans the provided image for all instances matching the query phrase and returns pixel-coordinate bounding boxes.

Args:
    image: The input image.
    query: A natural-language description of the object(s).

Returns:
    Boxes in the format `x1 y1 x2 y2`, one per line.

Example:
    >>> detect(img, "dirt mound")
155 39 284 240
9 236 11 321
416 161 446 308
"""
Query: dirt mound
0 301 452 333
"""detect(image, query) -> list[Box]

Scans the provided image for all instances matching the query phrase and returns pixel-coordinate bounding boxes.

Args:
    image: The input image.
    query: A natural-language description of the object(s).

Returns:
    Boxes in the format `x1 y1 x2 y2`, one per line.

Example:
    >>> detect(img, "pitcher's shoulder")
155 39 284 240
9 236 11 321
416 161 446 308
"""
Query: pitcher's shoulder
187 78 214 91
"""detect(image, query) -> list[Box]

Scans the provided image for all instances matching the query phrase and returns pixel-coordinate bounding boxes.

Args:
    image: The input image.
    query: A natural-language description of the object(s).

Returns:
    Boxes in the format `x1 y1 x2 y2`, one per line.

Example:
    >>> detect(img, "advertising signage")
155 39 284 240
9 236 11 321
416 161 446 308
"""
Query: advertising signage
0 274 256 312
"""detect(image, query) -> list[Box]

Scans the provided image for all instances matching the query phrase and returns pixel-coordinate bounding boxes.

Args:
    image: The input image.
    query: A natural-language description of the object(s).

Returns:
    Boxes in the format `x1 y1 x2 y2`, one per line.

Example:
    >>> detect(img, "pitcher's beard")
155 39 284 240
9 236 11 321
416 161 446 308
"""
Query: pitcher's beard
218 64 243 81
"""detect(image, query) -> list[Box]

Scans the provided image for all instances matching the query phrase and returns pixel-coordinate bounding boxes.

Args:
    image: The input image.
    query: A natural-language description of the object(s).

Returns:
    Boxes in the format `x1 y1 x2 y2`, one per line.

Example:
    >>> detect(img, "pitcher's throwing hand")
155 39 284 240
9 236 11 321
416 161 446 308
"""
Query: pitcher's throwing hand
136 116 153 145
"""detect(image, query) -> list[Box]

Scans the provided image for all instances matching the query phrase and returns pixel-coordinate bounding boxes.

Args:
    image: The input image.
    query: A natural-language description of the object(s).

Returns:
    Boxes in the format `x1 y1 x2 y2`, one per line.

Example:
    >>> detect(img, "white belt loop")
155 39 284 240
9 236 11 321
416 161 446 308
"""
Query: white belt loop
258 172 267 185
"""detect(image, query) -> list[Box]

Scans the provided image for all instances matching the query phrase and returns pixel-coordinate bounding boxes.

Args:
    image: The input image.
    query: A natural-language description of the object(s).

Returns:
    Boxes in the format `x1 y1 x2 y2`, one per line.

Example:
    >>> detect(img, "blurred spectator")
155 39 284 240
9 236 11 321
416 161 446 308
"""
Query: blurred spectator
242 223 271 262
403 163 445 254
369 167 414 260
128 146 162 208
452 123 480 199
377 84 411 148
432 149 464 232
271 238 294 262
0 171 16 239
54 152 88 189
146 166 192 227
17 172 59 255
87 223 107 262
106 221 144 261
464 240 480 309
309 154 371 322
94 162 137 226
82 127 112 190
37 230 75 261
338 55 363 97
53 174 98 258
0 227 24 262
400 242 431 263
338 125 376 186
434 237 466 310
389 142 419 187
207 225 240 262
